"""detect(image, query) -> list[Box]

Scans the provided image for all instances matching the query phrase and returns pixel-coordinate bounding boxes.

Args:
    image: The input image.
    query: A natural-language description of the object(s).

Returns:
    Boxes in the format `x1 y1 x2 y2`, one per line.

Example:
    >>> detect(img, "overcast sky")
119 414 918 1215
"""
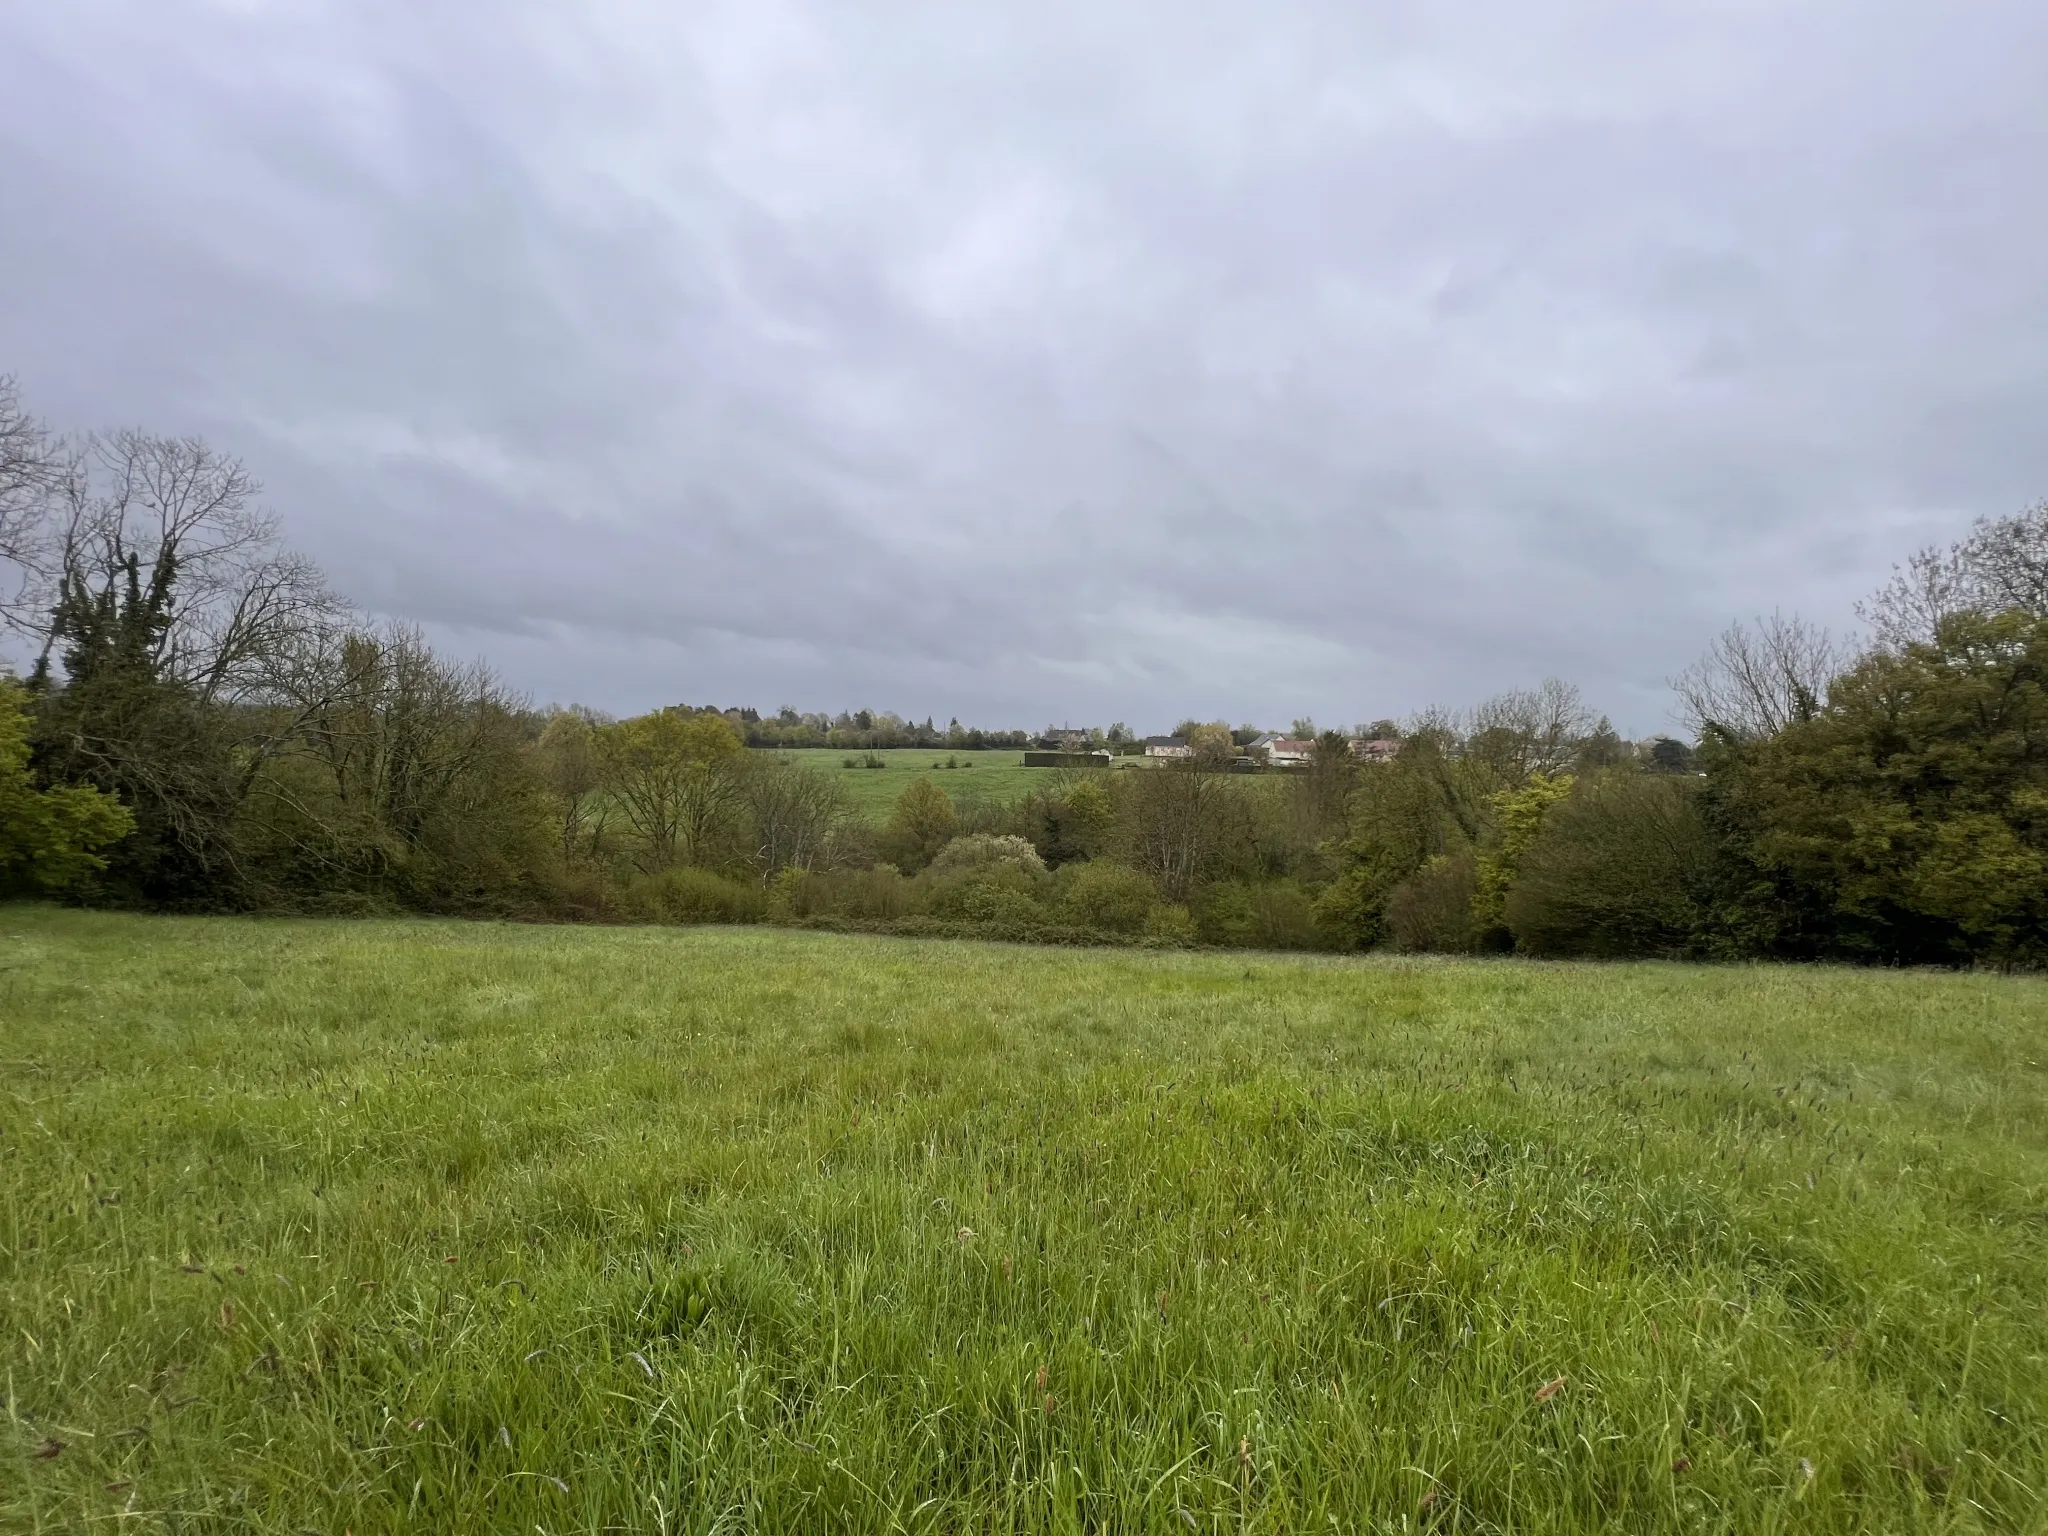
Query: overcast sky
3 2 2045 735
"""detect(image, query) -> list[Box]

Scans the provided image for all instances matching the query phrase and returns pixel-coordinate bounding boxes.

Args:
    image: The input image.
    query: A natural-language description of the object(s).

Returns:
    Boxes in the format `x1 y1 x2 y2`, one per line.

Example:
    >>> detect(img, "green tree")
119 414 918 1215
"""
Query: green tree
881 777 958 872
1472 772 1575 939
1504 772 1715 957
32 547 242 900
1016 775 1114 866
0 678 131 894
1705 610 2048 963
1313 736 1490 949
597 708 745 871
536 707 612 862
253 626 551 908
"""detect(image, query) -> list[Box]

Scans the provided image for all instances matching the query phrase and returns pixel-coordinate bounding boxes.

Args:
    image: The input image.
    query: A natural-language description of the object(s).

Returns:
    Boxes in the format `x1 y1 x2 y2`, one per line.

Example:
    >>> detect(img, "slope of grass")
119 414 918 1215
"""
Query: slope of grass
759 747 1053 820
3 907 2045 1533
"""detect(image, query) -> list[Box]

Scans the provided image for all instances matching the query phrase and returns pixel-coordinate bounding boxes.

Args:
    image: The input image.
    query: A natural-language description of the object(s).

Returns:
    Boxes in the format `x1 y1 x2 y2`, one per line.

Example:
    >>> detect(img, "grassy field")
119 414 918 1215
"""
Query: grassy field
759 748 1061 820
4 909 2046 1533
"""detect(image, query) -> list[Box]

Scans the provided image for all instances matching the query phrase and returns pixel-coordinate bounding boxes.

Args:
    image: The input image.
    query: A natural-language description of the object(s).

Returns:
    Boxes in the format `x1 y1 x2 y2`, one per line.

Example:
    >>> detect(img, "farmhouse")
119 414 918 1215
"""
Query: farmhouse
1351 737 1402 763
1262 736 1315 767
1143 735 1192 759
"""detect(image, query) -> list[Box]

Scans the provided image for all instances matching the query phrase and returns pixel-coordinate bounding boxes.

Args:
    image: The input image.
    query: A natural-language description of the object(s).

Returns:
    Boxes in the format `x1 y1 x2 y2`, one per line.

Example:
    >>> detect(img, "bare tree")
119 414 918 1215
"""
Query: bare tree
742 753 851 877
1464 678 1595 784
41 428 346 699
1671 613 1846 741
0 376 73 639
1860 501 2048 650
1119 755 1247 901
257 624 530 873
1970 502 2048 616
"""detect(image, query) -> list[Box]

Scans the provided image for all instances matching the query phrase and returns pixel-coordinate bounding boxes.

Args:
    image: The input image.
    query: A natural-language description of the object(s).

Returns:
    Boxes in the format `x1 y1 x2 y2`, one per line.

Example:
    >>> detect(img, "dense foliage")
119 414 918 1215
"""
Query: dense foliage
2 378 2043 964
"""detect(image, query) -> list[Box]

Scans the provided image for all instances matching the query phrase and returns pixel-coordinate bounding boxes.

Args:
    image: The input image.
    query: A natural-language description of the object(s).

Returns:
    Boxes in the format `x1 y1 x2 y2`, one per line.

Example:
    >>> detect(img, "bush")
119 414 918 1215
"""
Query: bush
929 861 1046 921
1505 772 1712 957
1056 861 1157 934
928 834 1048 881
623 867 768 925
1196 878 1323 949
774 866 921 922
1143 903 1198 945
953 882 1049 931
1386 853 1480 953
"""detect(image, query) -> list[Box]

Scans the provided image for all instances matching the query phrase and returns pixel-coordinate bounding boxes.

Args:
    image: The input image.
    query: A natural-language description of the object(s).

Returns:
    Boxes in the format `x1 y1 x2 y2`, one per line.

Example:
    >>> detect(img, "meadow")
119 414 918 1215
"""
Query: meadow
761 748 1059 820
3 908 2046 1533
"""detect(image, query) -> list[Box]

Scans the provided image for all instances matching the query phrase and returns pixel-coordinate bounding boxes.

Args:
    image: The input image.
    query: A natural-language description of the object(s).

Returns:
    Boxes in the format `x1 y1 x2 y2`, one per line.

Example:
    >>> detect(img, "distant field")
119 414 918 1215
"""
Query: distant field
6 906 2047 1532
759 746 1063 820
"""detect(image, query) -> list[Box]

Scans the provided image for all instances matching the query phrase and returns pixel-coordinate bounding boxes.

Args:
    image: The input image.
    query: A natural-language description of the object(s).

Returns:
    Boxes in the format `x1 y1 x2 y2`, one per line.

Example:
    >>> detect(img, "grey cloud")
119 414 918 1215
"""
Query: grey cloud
3 0 2046 733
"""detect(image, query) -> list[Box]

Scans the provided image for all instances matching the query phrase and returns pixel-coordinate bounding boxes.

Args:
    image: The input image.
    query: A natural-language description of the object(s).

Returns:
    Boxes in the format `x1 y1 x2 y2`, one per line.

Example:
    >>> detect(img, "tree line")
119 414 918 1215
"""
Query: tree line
722 709 1034 752
3 378 2044 964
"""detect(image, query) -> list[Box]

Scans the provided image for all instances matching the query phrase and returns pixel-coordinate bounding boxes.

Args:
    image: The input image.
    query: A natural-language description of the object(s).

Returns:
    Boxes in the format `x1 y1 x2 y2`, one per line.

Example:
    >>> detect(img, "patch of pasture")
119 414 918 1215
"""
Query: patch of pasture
759 747 1054 820
3 907 2045 1532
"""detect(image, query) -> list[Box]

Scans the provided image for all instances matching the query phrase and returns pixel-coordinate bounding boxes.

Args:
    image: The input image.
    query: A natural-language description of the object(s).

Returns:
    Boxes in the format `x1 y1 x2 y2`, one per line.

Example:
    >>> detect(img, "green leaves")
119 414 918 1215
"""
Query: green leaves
0 678 132 895
1711 609 2048 963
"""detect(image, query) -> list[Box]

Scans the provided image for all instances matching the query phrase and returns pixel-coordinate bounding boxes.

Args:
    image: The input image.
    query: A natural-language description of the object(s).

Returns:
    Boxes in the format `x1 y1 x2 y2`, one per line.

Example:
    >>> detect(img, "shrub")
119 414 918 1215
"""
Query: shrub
774 866 922 921
928 834 1048 881
1056 861 1157 934
1141 903 1197 945
1386 853 1480 953
1505 772 1713 957
622 867 768 925
929 861 1046 921
953 882 1048 931
1197 878 1323 950
0 678 133 896
1248 879 1323 950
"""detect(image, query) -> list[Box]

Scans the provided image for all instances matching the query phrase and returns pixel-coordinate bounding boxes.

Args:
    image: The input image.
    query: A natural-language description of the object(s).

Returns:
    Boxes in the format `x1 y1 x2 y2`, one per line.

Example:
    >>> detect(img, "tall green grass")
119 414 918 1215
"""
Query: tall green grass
3 907 2045 1532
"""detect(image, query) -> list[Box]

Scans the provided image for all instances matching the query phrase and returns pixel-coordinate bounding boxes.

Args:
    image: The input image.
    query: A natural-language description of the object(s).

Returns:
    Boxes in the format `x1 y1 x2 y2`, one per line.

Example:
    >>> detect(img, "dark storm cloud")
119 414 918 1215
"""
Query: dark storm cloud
4 0 2046 731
